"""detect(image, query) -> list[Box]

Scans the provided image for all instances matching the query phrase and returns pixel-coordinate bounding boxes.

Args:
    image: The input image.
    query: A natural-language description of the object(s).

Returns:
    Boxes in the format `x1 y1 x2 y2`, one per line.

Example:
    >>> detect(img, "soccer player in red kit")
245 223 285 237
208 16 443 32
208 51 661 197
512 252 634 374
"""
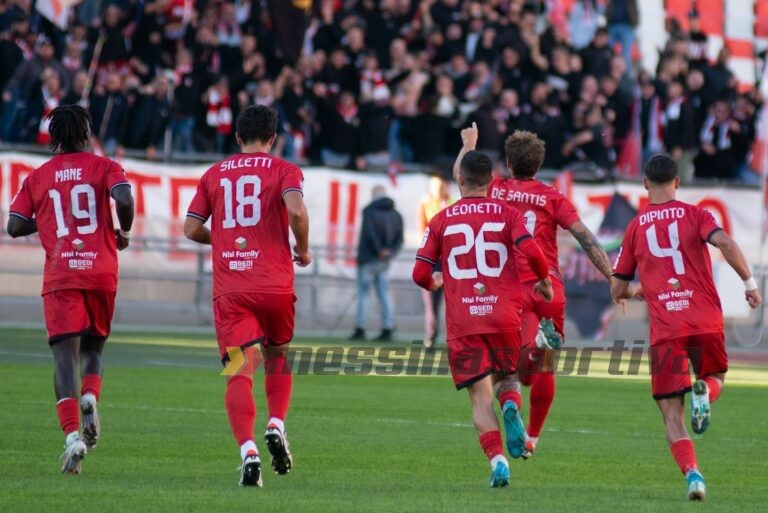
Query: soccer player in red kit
184 105 310 487
455 126 614 458
612 155 762 500
413 149 553 487
6 105 134 474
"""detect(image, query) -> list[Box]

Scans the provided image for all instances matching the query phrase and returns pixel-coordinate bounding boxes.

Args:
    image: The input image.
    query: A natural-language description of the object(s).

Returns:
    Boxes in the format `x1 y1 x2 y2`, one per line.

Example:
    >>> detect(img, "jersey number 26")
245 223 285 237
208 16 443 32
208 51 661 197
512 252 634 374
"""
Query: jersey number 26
445 223 508 279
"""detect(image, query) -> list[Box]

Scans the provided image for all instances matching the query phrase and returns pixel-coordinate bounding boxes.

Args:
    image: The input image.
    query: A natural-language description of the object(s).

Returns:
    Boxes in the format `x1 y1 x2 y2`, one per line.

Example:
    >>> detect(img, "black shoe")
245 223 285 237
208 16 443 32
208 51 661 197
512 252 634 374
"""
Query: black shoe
424 337 437 353
375 329 393 342
348 328 366 341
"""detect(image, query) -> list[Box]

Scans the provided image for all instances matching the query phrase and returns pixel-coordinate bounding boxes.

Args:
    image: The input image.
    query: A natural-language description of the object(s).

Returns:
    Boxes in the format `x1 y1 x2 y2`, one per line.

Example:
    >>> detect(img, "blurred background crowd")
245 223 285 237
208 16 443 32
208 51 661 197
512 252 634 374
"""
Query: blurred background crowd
0 0 765 183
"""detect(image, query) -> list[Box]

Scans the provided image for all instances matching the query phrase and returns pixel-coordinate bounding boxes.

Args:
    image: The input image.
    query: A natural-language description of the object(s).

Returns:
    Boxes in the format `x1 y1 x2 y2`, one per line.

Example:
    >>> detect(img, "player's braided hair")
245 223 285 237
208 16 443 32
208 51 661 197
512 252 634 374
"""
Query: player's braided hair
47 105 91 154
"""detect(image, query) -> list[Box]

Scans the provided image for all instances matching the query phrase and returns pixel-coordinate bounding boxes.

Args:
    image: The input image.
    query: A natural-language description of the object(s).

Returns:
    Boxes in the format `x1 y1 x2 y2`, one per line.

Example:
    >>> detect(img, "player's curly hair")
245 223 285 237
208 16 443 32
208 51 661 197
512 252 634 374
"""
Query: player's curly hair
236 105 278 145
48 105 91 154
504 130 545 179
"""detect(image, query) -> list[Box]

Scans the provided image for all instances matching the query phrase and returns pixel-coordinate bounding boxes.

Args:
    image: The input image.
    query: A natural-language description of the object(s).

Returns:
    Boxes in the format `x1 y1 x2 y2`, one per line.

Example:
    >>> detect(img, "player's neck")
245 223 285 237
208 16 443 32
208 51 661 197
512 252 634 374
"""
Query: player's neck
239 143 271 154
460 187 488 198
648 189 677 205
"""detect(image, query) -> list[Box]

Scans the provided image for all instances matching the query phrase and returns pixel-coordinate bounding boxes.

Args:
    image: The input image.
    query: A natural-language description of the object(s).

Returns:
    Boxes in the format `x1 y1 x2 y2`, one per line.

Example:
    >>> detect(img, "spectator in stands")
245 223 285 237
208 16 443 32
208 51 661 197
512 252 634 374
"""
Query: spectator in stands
663 79 697 182
26 68 63 146
91 72 129 156
170 48 198 153
694 99 739 180
350 185 403 343
125 75 171 160
62 70 89 108
605 0 638 73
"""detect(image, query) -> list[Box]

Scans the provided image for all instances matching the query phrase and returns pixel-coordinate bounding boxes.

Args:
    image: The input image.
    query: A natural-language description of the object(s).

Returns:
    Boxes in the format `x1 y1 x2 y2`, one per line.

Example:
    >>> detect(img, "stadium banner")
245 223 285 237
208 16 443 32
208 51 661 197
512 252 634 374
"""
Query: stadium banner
1 151 765 287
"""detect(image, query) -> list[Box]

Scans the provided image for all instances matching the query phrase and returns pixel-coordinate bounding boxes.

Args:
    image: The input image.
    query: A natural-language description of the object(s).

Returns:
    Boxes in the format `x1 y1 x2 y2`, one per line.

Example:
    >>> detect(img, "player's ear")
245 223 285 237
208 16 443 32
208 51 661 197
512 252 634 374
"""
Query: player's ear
674 176 680 190
642 178 649 191
269 133 277 147
235 132 242 147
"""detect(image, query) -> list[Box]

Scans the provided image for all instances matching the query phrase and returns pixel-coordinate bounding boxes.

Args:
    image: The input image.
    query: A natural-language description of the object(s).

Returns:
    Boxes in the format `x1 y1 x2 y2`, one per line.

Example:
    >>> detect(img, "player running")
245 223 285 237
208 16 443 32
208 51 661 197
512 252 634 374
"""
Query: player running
184 105 310 487
412 148 553 487
6 105 134 474
455 125 614 458
611 155 762 500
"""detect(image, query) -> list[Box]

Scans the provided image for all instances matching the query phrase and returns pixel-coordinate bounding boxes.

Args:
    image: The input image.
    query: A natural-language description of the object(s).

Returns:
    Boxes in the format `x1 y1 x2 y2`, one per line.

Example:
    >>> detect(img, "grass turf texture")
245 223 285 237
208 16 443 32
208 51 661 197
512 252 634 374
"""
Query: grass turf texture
0 328 766 513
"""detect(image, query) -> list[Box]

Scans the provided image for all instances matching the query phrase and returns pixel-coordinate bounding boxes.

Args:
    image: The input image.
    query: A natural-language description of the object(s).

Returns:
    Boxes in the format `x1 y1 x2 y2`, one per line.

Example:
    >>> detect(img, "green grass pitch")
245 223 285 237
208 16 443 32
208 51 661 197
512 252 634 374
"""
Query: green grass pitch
0 327 766 513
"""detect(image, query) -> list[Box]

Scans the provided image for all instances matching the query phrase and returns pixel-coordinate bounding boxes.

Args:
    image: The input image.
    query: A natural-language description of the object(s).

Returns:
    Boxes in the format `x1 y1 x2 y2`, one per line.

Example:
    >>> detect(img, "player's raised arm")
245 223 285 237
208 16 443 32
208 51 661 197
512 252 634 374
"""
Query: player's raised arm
284 190 311 267
452 122 478 182
111 184 134 250
568 220 613 281
708 230 763 308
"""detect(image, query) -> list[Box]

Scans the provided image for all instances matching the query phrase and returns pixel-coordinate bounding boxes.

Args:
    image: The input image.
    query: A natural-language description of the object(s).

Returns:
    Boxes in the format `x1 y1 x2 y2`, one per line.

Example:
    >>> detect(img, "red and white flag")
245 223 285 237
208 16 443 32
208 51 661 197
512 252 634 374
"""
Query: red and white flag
36 0 82 30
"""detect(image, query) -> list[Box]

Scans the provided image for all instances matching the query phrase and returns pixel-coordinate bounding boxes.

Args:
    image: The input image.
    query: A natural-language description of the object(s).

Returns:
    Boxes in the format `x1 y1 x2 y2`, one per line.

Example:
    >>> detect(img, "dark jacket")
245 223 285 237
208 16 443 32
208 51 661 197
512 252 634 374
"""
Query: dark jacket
606 0 638 27
357 197 404 266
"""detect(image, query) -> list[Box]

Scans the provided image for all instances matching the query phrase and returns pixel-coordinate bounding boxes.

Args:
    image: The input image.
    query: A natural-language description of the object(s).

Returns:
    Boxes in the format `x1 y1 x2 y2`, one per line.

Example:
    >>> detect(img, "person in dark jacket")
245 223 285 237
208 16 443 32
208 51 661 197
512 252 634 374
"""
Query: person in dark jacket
350 186 404 342
663 80 697 182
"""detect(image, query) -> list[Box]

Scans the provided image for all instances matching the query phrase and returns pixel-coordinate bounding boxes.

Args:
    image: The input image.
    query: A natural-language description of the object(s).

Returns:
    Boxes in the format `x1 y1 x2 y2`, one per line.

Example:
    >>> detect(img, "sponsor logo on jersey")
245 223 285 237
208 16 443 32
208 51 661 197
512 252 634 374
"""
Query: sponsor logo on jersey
469 304 494 316
235 236 247 249
72 238 85 251
229 260 254 271
68 259 94 270
667 277 680 290
473 282 486 295
665 299 690 312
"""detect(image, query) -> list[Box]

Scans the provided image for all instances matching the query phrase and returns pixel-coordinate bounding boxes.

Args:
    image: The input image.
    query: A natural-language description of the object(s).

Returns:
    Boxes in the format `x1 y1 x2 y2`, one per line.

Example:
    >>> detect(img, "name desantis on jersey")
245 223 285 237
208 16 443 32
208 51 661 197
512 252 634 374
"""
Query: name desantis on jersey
186 152 303 298
9 152 130 294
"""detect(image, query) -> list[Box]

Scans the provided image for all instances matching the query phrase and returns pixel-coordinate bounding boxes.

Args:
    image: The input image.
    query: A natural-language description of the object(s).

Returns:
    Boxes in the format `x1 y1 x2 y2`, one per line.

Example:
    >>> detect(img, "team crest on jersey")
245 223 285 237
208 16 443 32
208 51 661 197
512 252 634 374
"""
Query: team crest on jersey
235 236 247 250
72 238 85 251
419 228 430 249
473 282 486 296
667 277 680 290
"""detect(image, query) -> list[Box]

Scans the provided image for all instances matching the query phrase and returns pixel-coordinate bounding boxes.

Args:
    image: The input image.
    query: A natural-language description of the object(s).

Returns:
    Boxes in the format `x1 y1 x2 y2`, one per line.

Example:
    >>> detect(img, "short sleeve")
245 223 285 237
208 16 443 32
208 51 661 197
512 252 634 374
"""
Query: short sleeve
280 164 304 197
506 206 533 246
186 176 211 222
612 223 637 281
9 176 34 222
416 217 441 265
697 207 722 243
555 195 580 230
107 160 130 192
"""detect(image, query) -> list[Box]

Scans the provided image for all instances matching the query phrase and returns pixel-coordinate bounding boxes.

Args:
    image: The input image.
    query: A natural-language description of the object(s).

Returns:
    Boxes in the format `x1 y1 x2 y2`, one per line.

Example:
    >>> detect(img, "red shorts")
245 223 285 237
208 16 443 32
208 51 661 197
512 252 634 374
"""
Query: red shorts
520 277 566 350
43 289 116 344
213 292 296 362
447 331 521 390
650 332 728 400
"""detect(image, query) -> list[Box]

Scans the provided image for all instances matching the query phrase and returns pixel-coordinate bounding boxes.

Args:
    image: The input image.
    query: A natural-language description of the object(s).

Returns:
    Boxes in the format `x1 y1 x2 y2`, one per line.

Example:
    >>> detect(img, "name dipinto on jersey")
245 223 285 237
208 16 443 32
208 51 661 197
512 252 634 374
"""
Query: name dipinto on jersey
639 207 686 226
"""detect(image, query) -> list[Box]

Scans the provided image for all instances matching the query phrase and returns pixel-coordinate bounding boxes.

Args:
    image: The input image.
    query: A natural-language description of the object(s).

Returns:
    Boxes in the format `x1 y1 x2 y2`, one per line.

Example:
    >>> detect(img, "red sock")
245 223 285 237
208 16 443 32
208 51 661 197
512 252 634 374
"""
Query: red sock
527 372 556 438
670 438 698 474
703 376 722 403
479 430 504 461
264 352 293 422
56 398 79 434
518 348 544 387
225 375 256 446
498 390 522 410
81 374 103 400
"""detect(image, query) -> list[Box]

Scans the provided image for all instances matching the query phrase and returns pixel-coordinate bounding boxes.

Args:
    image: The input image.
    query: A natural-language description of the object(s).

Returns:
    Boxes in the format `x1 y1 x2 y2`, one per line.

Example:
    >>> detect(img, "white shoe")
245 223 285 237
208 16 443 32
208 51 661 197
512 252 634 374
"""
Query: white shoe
79 394 100 449
239 453 263 487
60 435 87 474
265 425 293 475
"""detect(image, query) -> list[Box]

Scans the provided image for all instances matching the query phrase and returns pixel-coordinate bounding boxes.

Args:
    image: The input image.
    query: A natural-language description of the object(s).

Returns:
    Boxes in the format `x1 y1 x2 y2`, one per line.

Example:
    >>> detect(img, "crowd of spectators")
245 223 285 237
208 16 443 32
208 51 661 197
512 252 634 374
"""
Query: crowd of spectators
0 0 764 182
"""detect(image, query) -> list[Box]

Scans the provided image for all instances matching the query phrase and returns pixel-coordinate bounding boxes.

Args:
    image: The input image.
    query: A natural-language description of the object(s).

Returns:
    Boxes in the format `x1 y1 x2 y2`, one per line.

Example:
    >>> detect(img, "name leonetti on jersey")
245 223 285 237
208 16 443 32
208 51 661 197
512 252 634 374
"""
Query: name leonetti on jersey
446 201 503 217
219 156 273 171
639 207 686 226
490 187 547 207
54 168 83 182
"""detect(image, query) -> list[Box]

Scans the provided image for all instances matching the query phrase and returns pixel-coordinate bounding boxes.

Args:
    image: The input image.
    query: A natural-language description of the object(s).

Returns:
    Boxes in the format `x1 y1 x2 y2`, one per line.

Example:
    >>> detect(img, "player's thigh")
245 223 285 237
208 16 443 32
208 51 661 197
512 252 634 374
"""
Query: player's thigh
43 289 89 344
532 277 566 336
688 332 728 379
83 290 116 340
649 338 692 400
253 293 296 347
213 293 264 361
447 335 494 390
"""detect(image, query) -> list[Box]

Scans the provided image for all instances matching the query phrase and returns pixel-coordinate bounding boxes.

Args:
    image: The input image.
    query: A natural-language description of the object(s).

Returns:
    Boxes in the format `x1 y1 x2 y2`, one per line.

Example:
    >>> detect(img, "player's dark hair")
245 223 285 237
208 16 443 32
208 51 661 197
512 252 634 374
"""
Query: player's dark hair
460 151 493 188
504 130 545 179
48 105 91 153
644 154 678 184
236 105 278 145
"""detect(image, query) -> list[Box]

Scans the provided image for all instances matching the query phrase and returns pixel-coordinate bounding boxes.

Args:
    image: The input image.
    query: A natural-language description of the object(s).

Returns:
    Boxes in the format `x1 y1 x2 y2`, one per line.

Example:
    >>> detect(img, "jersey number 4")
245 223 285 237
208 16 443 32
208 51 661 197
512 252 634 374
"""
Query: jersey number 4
445 223 508 279
49 185 97 238
220 176 261 229
645 221 685 275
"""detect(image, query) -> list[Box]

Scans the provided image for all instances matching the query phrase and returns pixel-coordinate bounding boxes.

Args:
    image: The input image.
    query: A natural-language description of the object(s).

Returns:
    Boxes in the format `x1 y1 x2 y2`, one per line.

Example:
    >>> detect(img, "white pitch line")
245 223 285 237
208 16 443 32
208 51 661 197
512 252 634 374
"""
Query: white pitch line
0 349 49 358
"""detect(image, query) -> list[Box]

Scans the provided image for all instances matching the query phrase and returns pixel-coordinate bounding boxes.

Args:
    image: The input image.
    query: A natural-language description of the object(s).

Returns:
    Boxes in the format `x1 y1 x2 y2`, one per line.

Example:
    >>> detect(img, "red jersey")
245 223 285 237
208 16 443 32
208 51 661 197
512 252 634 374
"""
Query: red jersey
488 177 580 283
9 152 129 294
416 197 534 339
613 200 724 344
187 152 303 299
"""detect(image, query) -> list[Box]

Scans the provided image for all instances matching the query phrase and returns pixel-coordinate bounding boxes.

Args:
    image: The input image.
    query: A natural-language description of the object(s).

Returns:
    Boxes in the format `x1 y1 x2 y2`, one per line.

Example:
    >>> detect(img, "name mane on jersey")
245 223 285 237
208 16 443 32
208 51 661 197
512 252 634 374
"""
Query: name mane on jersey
445 201 503 218
639 207 686 226
490 187 547 207
220 156 273 171
55 168 82 182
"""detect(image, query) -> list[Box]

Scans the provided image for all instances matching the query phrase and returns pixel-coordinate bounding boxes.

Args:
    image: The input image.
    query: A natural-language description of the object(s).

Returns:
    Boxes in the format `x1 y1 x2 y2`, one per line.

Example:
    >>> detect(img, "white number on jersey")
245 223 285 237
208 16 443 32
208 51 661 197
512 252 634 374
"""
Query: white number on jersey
220 176 262 229
444 222 508 279
523 210 537 235
48 184 98 238
645 221 685 275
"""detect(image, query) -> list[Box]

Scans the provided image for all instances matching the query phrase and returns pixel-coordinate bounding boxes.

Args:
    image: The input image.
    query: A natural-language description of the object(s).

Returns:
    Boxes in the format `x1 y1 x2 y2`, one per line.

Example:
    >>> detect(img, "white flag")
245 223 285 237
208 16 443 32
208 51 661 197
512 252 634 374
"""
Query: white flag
36 0 81 30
